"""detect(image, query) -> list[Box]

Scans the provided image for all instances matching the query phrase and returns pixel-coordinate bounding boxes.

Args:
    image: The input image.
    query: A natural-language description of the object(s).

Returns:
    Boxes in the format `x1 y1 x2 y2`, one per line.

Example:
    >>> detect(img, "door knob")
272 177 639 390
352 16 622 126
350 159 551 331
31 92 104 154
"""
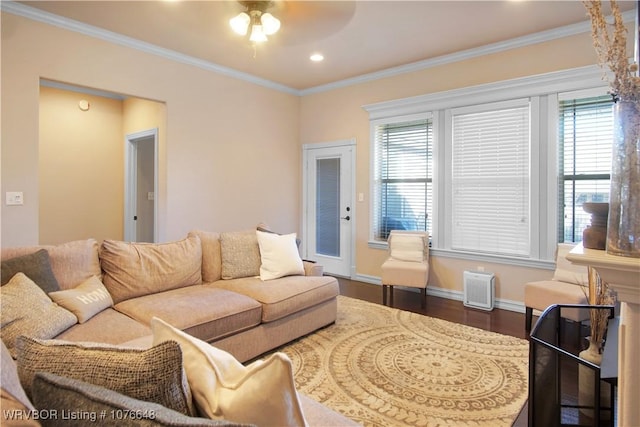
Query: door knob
341 216 350 221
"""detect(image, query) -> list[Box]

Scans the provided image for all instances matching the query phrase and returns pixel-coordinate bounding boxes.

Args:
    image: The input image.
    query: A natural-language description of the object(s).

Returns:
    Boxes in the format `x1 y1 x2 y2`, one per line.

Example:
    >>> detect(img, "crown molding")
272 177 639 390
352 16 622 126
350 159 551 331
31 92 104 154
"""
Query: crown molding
301 10 636 96
1 1 635 97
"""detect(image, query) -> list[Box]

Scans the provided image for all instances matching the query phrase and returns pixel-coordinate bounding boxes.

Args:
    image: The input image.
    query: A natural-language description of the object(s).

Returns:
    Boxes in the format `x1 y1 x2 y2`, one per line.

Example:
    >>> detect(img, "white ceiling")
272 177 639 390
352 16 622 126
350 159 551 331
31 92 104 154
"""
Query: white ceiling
11 1 639 92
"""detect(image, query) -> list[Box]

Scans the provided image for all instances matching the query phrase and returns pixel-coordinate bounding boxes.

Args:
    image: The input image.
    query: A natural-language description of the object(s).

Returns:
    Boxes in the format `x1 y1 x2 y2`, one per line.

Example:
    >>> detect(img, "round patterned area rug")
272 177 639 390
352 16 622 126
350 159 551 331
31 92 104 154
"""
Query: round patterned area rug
274 295 529 427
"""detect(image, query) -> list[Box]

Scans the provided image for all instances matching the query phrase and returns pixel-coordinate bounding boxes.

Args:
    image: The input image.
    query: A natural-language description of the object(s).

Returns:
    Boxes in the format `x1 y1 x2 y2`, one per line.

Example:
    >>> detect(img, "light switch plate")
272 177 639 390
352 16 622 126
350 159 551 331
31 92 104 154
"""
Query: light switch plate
6 192 24 206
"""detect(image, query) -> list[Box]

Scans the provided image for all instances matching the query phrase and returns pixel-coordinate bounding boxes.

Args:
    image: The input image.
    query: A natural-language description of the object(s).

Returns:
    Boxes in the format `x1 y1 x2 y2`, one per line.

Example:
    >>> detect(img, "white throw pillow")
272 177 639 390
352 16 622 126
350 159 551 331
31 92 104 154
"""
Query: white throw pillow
389 233 425 262
256 230 304 281
49 275 114 323
151 317 308 427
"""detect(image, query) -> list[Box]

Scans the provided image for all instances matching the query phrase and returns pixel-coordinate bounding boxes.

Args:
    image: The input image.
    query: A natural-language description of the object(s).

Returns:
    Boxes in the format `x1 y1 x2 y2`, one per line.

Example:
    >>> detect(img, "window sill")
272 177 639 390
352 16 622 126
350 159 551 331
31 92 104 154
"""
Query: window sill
369 241 555 269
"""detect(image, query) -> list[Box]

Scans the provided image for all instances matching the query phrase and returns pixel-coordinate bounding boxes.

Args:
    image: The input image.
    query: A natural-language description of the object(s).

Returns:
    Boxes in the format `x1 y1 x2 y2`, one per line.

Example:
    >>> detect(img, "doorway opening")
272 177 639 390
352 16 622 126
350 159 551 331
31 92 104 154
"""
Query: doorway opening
125 128 158 242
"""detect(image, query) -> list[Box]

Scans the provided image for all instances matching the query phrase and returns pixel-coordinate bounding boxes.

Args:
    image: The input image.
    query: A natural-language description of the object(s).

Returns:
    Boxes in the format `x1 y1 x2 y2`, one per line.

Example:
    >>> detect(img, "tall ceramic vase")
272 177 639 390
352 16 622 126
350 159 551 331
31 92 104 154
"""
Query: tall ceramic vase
606 100 640 258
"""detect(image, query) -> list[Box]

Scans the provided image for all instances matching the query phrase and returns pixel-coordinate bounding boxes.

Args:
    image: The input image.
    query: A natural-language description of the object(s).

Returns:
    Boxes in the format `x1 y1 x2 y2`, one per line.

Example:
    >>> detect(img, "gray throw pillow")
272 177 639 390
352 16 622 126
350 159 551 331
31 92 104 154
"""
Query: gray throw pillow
16 337 194 417
32 373 251 427
1 249 60 292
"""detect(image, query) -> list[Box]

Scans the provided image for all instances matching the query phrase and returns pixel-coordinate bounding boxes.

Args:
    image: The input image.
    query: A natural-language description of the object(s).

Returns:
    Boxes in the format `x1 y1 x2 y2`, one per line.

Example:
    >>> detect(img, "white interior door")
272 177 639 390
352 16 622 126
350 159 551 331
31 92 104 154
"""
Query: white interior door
303 140 355 277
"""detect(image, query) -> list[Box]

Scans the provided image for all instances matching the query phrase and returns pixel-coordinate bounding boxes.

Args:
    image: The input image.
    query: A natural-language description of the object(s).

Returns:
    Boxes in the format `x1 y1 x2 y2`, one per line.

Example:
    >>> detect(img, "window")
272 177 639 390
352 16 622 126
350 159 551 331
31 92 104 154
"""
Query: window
372 115 432 241
450 100 531 256
558 94 613 243
364 65 611 265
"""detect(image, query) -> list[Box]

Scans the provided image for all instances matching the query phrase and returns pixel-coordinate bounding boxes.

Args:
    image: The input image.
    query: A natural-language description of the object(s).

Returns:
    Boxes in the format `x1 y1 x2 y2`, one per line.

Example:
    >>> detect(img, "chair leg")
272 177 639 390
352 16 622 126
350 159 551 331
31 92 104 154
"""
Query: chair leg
421 288 426 309
525 307 533 333
389 286 394 307
382 285 387 305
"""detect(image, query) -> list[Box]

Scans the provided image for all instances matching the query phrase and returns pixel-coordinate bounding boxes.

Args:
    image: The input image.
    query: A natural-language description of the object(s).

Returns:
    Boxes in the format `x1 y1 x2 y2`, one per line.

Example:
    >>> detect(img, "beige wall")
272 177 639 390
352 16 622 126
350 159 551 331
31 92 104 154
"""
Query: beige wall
298 32 606 303
1 10 626 306
1 12 300 248
39 86 124 244
38 88 166 245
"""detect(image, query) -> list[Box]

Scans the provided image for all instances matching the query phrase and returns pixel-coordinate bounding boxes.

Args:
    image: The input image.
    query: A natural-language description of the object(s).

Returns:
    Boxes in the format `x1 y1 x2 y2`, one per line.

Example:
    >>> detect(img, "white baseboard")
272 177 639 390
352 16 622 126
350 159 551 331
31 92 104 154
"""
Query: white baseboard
351 273 525 314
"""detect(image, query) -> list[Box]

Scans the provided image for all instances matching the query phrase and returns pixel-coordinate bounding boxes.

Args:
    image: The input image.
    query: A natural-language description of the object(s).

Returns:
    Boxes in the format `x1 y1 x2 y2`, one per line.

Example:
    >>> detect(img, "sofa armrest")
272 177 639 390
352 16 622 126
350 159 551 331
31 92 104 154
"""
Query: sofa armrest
302 261 324 277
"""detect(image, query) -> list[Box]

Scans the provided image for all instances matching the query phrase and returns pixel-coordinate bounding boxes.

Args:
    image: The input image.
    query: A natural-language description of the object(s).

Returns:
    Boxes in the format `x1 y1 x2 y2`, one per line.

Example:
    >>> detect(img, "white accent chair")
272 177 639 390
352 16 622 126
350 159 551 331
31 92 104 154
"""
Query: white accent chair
524 243 589 333
381 231 430 309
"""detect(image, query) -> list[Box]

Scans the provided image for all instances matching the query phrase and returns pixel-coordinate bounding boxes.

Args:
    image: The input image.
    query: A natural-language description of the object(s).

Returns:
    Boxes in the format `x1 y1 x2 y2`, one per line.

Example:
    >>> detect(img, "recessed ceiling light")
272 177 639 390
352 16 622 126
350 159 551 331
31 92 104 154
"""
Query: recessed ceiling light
310 53 324 62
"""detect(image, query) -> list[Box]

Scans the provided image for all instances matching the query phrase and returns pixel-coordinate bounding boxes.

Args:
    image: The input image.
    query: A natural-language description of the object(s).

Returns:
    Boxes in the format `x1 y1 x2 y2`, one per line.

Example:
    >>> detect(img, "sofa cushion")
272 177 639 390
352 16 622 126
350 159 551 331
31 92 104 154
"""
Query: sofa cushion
115 286 262 343
210 275 339 323
55 308 152 345
220 231 261 279
189 230 222 283
256 231 304 281
151 317 308 427
49 275 113 323
32 373 246 427
1 239 101 290
1 249 60 292
524 279 589 322
16 337 194 416
0 273 77 356
100 236 202 304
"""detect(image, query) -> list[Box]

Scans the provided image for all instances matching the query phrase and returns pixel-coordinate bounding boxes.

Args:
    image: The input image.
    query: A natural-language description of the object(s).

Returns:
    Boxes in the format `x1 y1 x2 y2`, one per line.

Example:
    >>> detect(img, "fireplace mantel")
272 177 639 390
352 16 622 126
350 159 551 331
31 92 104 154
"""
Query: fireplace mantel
567 244 640 427
567 244 640 303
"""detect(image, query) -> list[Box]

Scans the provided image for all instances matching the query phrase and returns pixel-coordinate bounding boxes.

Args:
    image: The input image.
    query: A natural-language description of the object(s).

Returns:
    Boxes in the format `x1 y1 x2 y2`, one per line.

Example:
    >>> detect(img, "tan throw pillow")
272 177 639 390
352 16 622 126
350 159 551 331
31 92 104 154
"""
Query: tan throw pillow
100 235 202 304
220 231 261 279
49 276 114 323
0 273 77 357
151 317 308 427
16 336 194 417
256 231 304 281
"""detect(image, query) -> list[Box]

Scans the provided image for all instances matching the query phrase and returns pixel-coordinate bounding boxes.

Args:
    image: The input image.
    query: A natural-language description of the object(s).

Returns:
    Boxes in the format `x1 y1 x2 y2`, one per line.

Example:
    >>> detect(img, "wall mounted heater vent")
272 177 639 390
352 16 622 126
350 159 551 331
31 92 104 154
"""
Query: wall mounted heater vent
463 271 495 311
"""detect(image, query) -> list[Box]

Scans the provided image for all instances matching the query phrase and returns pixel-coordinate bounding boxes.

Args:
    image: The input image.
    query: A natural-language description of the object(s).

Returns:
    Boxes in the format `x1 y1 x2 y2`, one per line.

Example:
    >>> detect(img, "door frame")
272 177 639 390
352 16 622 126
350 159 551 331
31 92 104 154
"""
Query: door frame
124 128 158 242
302 138 356 278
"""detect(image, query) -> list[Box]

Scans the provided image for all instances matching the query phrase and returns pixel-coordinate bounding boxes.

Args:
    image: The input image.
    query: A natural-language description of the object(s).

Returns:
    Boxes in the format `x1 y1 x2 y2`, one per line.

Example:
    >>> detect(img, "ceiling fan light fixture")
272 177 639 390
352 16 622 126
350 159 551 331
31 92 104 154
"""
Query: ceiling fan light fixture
249 24 268 43
230 1 279 43
260 12 280 35
229 12 250 35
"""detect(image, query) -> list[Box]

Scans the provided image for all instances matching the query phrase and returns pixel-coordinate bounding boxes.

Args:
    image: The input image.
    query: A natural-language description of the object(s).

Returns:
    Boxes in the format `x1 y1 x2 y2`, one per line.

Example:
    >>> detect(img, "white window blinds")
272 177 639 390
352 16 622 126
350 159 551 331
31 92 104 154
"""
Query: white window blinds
558 94 612 243
372 117 432 241
450 101 530 256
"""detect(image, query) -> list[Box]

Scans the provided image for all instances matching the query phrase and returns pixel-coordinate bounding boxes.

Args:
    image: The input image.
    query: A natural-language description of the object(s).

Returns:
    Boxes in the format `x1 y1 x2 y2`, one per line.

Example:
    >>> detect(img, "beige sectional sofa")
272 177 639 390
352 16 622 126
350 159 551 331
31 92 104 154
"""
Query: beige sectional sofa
1 228 356 426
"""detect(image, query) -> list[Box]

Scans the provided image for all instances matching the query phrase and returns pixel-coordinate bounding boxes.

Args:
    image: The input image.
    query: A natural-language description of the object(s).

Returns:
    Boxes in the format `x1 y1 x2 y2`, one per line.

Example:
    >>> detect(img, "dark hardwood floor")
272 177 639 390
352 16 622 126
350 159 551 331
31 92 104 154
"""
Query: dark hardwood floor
336 277 530 426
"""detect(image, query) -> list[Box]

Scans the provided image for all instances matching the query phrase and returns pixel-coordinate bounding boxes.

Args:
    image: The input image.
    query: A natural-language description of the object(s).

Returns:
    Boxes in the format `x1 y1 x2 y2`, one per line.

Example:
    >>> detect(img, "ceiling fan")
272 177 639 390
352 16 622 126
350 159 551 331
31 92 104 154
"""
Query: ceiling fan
227 1 357 46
